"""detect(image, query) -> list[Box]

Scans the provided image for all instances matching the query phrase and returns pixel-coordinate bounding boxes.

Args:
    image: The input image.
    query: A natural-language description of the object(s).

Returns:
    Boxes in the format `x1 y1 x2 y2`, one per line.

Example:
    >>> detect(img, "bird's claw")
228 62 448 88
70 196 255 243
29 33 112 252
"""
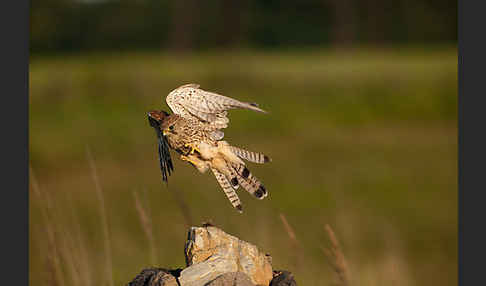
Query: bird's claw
180 155 204 171
180 154 195 165
184 143 200 155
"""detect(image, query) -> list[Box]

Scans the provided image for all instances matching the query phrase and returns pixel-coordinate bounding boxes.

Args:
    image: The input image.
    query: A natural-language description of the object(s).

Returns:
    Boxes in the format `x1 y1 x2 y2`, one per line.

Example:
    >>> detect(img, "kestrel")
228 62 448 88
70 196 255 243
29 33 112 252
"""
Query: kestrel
147 83 271 212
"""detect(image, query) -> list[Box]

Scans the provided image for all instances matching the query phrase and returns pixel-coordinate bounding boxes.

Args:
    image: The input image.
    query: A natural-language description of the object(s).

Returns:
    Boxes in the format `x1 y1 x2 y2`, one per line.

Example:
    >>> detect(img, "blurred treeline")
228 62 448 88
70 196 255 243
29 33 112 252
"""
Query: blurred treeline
31 0 456 54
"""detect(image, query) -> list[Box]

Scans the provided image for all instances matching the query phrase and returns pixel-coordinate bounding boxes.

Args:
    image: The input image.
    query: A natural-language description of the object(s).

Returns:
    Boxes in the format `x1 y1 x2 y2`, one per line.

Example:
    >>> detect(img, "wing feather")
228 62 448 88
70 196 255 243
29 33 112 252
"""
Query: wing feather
166 84 266 132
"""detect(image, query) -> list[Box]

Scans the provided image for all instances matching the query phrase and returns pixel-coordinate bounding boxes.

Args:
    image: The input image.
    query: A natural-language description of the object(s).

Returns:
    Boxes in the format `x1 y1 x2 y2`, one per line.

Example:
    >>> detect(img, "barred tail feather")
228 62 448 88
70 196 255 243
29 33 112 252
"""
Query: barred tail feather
211 167 243 213
225 161 240 190
229 146 271 164
233 164 268 200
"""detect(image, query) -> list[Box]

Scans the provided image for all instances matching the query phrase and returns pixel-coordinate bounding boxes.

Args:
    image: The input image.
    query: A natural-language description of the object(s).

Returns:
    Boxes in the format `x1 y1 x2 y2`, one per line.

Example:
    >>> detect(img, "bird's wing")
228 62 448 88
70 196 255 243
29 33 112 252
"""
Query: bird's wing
166 83 267 132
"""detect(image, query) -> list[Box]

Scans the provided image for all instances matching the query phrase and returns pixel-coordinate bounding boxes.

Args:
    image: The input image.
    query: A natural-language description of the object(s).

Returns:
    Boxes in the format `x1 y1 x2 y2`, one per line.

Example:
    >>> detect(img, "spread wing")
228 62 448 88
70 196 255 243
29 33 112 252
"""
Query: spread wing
166 84 267 139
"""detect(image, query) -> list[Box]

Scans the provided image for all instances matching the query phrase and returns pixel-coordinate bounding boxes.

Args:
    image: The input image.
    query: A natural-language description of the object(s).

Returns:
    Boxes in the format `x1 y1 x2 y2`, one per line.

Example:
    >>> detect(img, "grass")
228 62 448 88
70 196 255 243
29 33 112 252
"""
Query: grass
86 146 113 286
133 190 157 266
322 224 351 285
29 47 457 286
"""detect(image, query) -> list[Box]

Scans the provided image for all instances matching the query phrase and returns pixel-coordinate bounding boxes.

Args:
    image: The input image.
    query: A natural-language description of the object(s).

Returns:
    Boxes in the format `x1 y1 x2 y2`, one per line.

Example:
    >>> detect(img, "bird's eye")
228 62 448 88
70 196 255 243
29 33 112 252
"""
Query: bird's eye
169 125 174 131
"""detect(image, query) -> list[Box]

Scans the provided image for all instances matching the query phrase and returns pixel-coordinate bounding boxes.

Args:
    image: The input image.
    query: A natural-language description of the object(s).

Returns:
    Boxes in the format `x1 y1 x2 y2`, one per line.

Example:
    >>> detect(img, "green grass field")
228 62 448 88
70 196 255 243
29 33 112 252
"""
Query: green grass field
29 47 457 286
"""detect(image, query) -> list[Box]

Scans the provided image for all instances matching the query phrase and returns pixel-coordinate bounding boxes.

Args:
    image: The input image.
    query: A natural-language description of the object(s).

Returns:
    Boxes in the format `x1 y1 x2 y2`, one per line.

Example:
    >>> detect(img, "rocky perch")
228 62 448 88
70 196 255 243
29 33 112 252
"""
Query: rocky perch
127 225 297 286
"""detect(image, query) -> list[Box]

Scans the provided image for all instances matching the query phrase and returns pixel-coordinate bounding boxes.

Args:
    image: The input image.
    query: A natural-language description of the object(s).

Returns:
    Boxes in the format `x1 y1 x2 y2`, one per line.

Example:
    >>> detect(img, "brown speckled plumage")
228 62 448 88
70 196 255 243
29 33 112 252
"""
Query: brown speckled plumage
161 114 215 153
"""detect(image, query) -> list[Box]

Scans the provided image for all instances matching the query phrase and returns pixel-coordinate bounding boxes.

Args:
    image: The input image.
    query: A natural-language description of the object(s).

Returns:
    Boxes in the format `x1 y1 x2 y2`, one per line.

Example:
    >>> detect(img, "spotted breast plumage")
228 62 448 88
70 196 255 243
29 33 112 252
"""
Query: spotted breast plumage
147 83 271 213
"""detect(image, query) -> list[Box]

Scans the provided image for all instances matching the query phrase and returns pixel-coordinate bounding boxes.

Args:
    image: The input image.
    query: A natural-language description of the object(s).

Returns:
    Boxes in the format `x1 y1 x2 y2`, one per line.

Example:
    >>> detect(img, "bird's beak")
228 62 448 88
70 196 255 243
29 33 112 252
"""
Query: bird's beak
162 130 167 136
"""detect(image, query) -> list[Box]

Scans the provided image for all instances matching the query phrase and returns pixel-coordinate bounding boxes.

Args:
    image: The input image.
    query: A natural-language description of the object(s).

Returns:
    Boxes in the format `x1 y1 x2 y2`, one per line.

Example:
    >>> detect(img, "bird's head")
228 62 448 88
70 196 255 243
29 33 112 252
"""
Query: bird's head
160 114 182 136
147 110 169 128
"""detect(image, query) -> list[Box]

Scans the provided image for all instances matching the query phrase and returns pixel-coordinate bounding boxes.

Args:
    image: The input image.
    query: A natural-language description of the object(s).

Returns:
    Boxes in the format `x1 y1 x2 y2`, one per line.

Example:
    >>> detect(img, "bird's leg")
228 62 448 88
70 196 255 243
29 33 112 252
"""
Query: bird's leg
184 143 201 155
180 154 197 166
180 154 209 173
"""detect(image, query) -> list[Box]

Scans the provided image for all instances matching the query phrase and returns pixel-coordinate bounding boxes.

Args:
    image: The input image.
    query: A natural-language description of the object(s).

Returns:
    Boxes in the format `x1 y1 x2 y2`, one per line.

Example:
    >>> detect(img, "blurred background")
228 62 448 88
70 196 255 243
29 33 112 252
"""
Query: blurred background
29 0 457 285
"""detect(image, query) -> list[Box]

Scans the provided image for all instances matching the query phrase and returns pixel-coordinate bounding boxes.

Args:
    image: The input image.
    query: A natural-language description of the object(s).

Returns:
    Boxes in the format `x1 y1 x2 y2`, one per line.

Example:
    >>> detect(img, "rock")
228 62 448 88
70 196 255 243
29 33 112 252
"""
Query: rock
179 226 273 286
127 226 297 286
126 268 179 286
206 272 255 286
270 271 297 286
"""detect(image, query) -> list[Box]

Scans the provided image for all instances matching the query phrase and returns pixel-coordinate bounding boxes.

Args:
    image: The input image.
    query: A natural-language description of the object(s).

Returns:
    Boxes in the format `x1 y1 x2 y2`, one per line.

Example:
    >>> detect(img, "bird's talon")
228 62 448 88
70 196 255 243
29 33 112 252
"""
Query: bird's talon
184 144 200 155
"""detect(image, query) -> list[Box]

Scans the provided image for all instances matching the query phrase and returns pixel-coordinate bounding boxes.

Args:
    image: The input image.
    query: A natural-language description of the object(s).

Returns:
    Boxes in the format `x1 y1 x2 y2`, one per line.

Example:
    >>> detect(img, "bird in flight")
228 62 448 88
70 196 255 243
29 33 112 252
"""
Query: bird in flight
147 83 271 212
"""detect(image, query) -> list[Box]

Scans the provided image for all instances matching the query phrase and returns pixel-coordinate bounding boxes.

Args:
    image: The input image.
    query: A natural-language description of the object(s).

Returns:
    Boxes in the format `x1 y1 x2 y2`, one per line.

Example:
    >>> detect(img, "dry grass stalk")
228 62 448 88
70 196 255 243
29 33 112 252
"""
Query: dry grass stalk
166 185 193 228
322 224 351 286
279 213 304 273
45 239 60 286
133 190 157 265
30 165 65 286
72 213 92 286
86 147 114 286
66 193 93 286
279 213 300 247
34 169 81 286
57 226 81 286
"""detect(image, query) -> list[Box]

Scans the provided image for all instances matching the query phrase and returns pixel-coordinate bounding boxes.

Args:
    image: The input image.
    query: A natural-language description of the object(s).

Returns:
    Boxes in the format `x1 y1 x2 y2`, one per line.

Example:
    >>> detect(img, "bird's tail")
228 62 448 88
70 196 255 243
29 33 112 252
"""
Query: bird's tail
229 146 271 164
210 167 243 213
210 141 269 211
231 162 268 200
220 142 269 199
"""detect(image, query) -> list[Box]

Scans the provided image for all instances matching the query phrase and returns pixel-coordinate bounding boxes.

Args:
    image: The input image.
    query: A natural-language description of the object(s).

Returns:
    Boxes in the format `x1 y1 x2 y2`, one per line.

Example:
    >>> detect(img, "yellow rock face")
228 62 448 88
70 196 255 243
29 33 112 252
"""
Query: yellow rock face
183 226 273 286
